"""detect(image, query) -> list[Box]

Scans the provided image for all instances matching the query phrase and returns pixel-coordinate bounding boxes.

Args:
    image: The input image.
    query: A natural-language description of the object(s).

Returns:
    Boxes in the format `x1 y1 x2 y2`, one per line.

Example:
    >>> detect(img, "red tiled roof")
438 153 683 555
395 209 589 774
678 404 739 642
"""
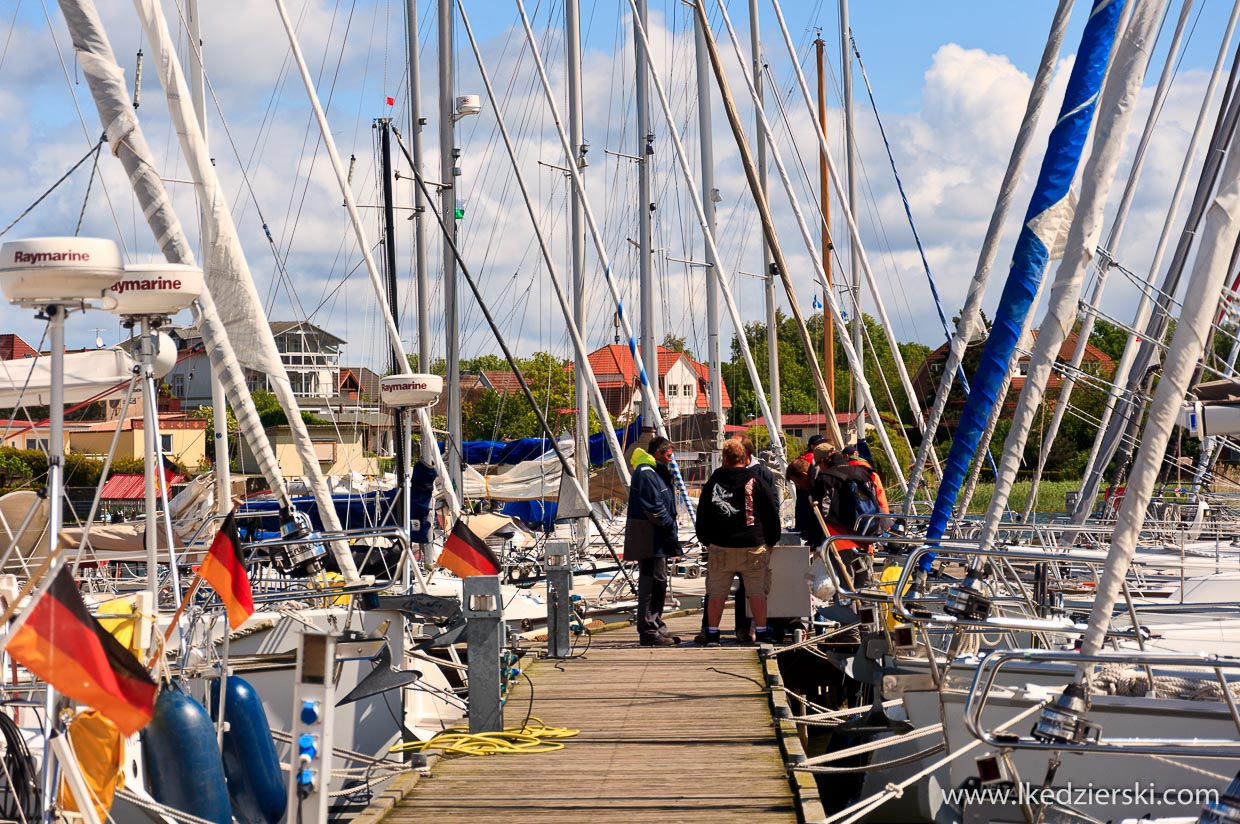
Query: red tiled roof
99 471 185 500
482 370 524 395
0 334 38 361
578 344 731 410
743 413 861 428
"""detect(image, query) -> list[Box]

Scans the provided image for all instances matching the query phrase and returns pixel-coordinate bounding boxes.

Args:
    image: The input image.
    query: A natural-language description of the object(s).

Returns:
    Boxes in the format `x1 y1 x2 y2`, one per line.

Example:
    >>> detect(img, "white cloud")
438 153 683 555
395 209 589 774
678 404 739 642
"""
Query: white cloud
0 0 1225 410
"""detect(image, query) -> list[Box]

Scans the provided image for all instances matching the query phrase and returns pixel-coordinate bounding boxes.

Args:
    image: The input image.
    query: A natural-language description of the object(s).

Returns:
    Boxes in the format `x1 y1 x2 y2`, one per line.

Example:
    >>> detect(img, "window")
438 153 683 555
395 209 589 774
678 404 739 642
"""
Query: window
683 384 693 397
170 375 185 397
668 384 679 397
161 434 173 452
25 438 47 451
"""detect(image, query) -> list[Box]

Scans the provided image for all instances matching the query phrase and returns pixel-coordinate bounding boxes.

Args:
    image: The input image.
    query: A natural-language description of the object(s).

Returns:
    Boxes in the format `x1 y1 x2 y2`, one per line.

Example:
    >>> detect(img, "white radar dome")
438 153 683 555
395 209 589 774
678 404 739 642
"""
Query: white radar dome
380 374 443 409
109 263 203 317
0 237 123 305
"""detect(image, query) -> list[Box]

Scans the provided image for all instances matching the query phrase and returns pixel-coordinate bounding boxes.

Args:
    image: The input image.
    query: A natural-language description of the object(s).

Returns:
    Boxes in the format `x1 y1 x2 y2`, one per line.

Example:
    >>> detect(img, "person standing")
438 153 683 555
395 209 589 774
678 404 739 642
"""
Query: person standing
625 436 683 646
695 439 780 646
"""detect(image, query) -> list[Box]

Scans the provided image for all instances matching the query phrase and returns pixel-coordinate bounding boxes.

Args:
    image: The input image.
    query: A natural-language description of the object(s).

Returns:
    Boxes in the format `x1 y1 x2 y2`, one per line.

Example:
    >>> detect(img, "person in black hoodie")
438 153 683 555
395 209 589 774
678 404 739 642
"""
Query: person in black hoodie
695 438 781 645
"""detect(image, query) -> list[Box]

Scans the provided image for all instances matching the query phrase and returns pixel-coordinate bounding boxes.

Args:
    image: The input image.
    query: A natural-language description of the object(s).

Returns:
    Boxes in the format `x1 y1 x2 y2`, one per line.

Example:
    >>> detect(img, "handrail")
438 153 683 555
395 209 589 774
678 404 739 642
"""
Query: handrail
890 544 1158 638
962 648 1240 757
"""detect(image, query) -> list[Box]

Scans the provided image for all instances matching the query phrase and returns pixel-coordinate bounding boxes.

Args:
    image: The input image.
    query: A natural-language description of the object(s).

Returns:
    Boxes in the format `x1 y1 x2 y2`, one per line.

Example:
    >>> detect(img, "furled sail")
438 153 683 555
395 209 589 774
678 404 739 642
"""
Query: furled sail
130 0 359 581
926 0 1126 544
57 0 291 507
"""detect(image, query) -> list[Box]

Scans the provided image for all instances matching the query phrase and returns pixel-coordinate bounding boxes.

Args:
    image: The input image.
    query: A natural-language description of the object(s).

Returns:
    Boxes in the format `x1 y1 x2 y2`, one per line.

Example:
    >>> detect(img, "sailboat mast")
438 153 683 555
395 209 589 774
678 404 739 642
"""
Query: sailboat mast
405 0 431 381
634 0 659 432
378 119 408 516
816 35 834 408
696 11 723 470
566 0 590 542
185 0 231 513
840 0 862 442
439 0 463 494
750 0 780 442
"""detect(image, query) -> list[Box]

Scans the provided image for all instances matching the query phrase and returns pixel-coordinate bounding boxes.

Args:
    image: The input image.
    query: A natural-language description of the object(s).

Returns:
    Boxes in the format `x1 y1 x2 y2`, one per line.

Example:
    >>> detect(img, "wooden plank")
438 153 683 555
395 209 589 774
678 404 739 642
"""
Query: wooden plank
373 613 798 823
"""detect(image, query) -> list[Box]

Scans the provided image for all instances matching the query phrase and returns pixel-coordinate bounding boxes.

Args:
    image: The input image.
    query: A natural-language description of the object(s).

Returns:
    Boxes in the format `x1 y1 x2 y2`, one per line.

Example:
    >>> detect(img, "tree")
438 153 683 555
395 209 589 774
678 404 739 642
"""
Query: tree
662 334 693 361
723 310 927 426
463 351 610 440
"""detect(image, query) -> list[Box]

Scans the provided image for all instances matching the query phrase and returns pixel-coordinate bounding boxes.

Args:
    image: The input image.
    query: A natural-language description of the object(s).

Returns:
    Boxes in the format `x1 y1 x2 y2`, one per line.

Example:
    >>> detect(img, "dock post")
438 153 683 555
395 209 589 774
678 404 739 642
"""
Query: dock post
544 541 573 658
463 575 504 733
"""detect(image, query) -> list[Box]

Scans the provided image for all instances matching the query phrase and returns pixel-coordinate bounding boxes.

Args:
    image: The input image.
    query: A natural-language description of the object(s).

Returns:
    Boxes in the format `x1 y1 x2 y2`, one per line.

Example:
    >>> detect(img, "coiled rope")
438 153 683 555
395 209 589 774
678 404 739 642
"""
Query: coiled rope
388 718 578 757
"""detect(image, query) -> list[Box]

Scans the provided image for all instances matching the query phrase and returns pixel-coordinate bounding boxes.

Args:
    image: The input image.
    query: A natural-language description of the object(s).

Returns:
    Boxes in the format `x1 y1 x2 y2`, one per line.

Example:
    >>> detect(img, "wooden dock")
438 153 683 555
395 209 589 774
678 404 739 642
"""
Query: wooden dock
355 613 822 823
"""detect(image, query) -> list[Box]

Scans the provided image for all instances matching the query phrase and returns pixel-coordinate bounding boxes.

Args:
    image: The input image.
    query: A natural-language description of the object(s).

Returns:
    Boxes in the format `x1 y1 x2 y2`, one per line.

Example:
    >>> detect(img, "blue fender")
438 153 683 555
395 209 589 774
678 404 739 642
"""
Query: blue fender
210 675 287 824
142 684 232 824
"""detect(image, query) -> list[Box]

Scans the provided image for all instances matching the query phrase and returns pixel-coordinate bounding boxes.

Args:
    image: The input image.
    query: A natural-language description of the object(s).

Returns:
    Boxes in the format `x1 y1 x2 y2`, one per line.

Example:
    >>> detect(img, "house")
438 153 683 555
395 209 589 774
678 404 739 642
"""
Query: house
255 322 345 399
0 334 38 361
338 366 382 403
162 321 347 408
570 344 732 421
69 415 209 469
236 423 376 478
740 412 880 444
911 330 1116 425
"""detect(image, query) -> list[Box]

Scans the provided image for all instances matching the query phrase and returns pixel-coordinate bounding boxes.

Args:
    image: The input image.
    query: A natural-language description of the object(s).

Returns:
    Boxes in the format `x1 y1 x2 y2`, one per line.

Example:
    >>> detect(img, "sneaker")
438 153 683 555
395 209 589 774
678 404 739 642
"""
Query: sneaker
640 635 677 647
754 628 775 644
701 630 721 647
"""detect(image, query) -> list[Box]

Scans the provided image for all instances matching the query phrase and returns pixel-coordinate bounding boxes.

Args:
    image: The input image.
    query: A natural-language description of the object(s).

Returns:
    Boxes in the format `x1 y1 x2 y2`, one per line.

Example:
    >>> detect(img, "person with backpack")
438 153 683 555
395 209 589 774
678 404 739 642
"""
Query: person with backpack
812 443 889 588
695 438 781 646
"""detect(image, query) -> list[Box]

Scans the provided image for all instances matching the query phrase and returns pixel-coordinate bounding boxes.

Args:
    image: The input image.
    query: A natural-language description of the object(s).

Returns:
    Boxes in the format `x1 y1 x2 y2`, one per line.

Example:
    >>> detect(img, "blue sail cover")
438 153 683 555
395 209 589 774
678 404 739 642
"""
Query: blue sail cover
925 0 1125 550
446 418 643 466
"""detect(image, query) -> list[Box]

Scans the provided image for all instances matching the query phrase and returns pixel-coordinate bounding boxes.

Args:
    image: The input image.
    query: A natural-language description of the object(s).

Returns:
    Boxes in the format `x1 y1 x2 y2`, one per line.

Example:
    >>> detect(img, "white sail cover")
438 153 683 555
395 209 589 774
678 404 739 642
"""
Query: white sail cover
981 0 1166 547
131 0 358 580
60 0 291 506
1079 112 1240 660
0 349 134 408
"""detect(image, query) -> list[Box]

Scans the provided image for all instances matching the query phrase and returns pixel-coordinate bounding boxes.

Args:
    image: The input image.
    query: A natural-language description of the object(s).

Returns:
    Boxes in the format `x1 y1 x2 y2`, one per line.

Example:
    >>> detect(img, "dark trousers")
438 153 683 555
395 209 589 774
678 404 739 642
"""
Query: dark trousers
637 557 669 640
701 578 752 639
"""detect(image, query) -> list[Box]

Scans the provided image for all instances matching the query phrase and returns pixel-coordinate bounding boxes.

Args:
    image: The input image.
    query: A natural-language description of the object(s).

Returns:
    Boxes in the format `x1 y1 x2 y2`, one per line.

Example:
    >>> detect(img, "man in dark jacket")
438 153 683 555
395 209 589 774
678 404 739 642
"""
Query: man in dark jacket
625 436 682 646
695 438 781 645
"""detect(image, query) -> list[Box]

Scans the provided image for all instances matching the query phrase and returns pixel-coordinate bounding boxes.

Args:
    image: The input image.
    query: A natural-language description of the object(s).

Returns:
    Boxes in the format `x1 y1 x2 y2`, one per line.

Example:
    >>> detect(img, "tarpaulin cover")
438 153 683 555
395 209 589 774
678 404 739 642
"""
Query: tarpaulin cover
446 418 642 466
501 500 557 530
240 461 437 544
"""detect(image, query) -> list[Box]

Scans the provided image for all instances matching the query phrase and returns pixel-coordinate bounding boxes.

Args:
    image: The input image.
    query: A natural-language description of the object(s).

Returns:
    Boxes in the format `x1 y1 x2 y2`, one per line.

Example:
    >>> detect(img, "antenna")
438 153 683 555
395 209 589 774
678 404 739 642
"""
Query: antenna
91 328 107 348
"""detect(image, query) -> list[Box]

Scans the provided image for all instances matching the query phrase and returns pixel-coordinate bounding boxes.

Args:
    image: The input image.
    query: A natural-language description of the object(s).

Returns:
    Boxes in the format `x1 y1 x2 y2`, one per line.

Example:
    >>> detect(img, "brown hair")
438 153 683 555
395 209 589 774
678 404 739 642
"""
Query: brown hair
721 439 748 466
785 458 810 481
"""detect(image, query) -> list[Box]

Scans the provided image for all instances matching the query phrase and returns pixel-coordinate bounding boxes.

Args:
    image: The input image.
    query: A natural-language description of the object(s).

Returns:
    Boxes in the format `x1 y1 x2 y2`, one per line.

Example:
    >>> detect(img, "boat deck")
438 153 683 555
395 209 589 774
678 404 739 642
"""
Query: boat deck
357 613 817 823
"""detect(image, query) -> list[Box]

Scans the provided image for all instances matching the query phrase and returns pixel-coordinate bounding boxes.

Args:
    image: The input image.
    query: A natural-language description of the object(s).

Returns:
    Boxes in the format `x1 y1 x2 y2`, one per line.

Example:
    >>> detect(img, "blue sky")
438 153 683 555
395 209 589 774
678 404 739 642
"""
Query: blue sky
1 1 1236 374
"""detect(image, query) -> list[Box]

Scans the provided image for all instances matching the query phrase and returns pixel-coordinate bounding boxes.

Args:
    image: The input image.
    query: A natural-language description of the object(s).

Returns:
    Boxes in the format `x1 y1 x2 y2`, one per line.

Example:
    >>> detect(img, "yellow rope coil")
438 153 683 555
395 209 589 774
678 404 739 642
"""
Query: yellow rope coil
389 718 578 756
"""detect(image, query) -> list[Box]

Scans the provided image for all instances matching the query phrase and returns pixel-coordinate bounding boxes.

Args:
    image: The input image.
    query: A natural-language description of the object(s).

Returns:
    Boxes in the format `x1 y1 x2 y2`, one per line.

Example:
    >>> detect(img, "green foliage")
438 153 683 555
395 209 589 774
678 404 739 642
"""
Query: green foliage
746 425 770 451
1088 317 1128 363
723 310 925 426
662 334 693 361
463 351 610 441
248 390 328 427
188 404 237 451
0 448 186 492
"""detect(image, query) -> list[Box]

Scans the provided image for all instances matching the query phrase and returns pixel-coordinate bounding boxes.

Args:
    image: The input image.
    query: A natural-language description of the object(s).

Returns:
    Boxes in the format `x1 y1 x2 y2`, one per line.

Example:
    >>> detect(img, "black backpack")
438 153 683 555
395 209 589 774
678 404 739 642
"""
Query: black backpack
820 464 890 536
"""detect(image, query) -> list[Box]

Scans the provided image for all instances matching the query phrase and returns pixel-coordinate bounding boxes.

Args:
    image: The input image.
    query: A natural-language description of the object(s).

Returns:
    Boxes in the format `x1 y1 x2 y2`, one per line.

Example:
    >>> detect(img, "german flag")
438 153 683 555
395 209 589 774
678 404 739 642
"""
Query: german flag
198 511 254 630
7 567 157 736
438 520 501 579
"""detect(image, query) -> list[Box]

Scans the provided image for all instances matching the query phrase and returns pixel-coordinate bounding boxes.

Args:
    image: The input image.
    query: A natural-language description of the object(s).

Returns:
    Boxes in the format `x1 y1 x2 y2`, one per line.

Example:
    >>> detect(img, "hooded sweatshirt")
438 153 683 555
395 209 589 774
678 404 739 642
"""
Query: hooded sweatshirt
695 464 780 549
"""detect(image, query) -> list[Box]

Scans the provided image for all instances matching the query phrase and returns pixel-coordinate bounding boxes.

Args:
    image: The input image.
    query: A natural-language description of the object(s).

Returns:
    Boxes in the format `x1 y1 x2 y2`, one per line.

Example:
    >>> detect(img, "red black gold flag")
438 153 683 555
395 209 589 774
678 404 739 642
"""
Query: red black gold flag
7 567 157 735
198 511 254 630
438 520 501 578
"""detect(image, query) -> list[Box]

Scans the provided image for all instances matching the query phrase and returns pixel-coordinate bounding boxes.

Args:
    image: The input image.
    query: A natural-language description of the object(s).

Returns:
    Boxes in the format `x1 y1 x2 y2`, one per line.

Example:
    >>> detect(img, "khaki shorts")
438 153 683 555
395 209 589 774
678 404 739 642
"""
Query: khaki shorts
705 544 771 599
